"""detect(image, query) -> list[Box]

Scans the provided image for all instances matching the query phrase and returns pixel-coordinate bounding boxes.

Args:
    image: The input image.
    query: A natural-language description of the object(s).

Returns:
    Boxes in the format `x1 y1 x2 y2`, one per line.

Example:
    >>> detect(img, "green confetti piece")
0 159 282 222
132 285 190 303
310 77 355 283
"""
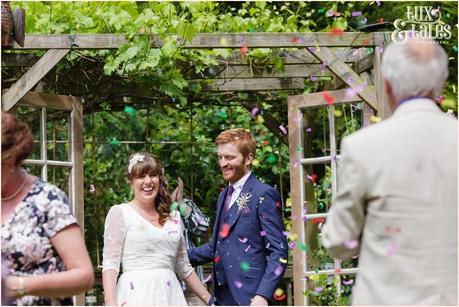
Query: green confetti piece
218 110 228 119
248 26 256 32
110 139 121 147
179 203 187 216
453 45 458 52
266 154 277 164
170 201 179 211
297 146 304 152
297 241 308 251
318 8 326 13
240 261 250 272
123 105 136 116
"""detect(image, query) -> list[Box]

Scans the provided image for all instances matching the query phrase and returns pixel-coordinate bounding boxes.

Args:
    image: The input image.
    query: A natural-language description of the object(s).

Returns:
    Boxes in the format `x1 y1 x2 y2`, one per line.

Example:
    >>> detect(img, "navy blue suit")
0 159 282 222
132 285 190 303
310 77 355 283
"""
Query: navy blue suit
187 174 288 305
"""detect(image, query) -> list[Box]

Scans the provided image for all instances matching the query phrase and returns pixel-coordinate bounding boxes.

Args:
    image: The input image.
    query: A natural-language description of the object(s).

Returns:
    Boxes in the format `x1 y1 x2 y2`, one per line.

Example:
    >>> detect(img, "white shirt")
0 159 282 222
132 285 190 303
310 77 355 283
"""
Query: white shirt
227 171 252 210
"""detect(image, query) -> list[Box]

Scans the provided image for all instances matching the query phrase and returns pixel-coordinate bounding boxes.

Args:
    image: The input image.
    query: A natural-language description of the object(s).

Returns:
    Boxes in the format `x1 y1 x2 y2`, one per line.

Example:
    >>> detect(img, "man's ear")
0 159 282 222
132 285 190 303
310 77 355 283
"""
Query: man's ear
245 152 254 166
384 79 397 111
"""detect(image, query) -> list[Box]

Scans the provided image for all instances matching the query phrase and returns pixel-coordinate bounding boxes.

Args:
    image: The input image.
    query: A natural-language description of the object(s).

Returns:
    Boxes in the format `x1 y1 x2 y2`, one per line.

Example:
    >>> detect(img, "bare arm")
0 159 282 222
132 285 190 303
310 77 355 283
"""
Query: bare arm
5 224 94 298
183 271 211 305
102 269 118 305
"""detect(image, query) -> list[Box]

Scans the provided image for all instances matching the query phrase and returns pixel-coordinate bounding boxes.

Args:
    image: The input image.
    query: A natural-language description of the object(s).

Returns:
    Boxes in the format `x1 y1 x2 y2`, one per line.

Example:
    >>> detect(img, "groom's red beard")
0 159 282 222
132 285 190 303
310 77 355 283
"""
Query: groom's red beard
221 161 247 184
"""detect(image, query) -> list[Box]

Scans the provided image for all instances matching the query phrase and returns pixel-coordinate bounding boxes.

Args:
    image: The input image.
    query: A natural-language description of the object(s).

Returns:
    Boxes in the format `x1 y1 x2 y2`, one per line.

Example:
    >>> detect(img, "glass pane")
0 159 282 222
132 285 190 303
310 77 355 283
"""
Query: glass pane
335 102 363 153
302 107 330 158
15 106 42 160
23 164 42 178
47 166 71 197
302 162 332 214
305 272 356 306
47 110 70 162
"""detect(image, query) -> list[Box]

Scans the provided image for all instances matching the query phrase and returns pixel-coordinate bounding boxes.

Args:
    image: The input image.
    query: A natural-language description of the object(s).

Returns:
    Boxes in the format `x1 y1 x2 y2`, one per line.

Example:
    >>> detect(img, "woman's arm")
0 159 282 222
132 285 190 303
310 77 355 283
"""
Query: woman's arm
5 224 94 298
183 271 211 305
102 269 118 306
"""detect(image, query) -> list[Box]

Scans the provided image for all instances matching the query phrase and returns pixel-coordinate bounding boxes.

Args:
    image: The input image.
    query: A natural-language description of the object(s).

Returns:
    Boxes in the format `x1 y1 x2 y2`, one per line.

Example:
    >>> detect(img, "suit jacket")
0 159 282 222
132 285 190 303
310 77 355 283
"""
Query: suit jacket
322 98 458 305
188 173 288 305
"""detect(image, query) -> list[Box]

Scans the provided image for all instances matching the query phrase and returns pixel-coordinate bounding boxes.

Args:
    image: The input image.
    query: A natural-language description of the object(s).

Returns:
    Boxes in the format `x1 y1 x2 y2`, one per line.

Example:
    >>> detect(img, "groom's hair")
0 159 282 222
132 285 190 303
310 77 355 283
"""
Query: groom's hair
215 128 256 158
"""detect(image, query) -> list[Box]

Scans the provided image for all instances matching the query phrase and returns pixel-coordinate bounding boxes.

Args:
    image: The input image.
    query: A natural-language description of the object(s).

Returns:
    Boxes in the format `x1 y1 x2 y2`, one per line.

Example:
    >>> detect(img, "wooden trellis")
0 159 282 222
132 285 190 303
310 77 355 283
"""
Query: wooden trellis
2 31 391 305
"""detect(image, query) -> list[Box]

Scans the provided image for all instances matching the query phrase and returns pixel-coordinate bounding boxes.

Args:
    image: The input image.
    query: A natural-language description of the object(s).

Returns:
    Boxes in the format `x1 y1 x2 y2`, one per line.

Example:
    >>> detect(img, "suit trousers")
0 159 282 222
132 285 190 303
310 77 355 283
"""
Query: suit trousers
215 283 238 306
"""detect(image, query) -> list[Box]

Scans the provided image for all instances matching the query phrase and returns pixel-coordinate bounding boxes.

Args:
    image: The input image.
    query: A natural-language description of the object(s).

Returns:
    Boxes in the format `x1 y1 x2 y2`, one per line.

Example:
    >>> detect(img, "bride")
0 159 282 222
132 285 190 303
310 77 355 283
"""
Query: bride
102 152 211 306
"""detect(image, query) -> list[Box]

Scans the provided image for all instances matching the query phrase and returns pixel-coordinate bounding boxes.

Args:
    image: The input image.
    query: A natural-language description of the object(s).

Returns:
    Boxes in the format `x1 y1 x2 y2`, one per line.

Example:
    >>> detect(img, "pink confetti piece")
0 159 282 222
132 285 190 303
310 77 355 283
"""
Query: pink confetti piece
234 280 243 288
130 281 134 290
387 242 398 256
244 245 251 252
292 160 300 168
344 239 359 249
251 107 259 117
238 237 248 243
265 242 271 249
166 280 172 287
274 265 284 276
310 75 319 81
302 215 308 222
314 286 324 292
376 1 381 6
343 279 354 285
306 127 312 133
203 274 212 283
171 218 179 224
168 230 178 236
352 11 362 17
282 231 290 237
291 214 298 221
288 241 296 249
260 230 266 237
279 125 287 135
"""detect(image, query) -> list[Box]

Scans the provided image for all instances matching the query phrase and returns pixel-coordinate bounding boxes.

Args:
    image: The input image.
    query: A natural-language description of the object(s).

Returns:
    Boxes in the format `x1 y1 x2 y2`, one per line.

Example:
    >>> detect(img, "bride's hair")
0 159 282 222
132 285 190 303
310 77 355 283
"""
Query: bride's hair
126 152 171 225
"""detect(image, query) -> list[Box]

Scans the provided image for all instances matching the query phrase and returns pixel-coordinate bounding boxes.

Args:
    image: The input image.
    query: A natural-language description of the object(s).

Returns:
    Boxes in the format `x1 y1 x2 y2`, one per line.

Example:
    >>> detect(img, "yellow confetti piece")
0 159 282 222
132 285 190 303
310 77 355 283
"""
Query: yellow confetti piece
334 109 343 117
314 40 320 52
279 257 288 264
370 115 381 123
220 37 228 46
252 159 260 167
274 288 284 296
289 233 298 241
256 114 265 124
309 274 319 281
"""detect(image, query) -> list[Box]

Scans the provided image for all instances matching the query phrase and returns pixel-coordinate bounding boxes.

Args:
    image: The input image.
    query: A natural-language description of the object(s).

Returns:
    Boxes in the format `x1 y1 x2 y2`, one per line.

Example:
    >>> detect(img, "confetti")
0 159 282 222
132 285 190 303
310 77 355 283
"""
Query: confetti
240 261 250 272
322 91 335 105
110 139 121 147
203 274 212 283
310 75 319 81
334 109 343 117
297 241 307 251
307 174 318 183
330 27 344 36
387 241 398 256
279 125 287 135
266 154 277 164
370 115 381 123
292 160 300 168
453 45 458 52
279 257 288 264
274 265 284 276
220 37 228 46
343 279 354 285
260 230 266 237
344 239 359 249
290 36 298 43
89 184 95 193
297 146 304 152
218 110 228 119
251 107 260 117
234 280 243 288
273 288 286 301
238 237 248 243
170 201 179 210
256 114 265 124
168 230 178 236
171 218 179 224
275 288 284 297
179 203 187 216
219 223 230 238
244 245 251 252
123 105 136 116
352 11 362 17
312 218 325 224
362 38 370 45
288 241 296 249
375 0 381 6
213 256 221 263
314 286 324 292
130 281 134 290
240 45 249 55
306 128 312 133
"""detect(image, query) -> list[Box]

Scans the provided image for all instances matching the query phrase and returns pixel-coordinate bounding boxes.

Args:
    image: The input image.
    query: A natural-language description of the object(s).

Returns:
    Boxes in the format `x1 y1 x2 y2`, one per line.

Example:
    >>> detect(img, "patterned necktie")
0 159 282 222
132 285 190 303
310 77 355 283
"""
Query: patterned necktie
224 186 234 212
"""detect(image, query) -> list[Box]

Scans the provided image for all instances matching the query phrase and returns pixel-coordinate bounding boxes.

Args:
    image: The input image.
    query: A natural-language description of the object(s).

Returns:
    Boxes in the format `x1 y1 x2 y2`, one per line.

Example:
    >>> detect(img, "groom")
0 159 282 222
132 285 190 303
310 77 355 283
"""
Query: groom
187 128 288 306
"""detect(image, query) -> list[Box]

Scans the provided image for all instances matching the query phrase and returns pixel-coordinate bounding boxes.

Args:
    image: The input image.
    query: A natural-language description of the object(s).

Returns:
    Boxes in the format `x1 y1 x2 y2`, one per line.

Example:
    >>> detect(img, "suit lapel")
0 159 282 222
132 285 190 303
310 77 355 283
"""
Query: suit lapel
225 173 256 233
212 188 227 252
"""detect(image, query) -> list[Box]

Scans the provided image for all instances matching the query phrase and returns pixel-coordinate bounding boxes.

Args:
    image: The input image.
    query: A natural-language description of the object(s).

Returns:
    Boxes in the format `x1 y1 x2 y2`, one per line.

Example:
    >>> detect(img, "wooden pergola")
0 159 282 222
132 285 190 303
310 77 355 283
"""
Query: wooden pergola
2 31 392 305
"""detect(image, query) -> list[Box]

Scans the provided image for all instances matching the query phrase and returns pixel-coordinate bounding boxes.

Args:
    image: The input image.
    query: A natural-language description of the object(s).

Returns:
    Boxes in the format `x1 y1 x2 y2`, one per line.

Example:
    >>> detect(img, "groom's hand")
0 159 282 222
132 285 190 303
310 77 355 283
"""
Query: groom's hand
207 296 216 306
250 295 268 306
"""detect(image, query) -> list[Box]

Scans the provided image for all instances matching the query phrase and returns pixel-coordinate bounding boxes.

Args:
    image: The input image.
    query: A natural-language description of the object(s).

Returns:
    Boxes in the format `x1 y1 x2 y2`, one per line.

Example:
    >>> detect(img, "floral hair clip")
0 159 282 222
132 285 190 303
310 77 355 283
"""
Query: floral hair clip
128 153 145 174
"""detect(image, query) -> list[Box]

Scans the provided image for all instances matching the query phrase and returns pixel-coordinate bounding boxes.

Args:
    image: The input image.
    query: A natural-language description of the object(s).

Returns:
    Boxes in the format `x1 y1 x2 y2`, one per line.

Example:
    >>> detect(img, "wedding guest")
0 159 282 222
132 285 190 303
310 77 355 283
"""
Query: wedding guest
1 111 94 305
322 37 457 305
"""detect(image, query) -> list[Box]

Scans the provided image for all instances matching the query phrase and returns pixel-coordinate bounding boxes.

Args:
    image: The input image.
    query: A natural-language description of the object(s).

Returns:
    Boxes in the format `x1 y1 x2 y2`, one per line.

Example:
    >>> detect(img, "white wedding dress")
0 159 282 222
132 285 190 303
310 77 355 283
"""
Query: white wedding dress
102 203 193 306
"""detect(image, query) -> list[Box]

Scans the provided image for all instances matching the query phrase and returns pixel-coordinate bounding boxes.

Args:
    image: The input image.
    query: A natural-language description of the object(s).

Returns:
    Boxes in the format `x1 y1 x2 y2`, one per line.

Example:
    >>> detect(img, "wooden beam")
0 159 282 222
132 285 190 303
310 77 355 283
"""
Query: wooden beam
16 91 75 111
288 88 364 108
200 77 305 91
187 64 333 79
2 49 70 111
373 46 391 119
308 47 377 110
12 32 392 49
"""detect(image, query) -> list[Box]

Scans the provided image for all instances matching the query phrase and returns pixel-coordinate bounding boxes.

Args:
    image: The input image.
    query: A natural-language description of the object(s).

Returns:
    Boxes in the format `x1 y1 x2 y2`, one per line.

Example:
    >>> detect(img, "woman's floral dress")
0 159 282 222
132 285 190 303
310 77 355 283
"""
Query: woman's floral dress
1 179 77 305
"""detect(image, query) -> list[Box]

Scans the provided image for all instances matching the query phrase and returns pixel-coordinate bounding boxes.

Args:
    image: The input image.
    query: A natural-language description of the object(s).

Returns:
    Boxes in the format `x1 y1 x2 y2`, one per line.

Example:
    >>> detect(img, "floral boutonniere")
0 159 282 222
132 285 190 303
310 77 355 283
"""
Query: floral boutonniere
236 192 252 213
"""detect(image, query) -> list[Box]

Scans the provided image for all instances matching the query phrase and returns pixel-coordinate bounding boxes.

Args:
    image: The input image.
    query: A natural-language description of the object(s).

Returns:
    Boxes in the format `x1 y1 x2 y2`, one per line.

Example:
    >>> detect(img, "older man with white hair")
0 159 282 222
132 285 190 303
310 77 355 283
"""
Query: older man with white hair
321 37 457 305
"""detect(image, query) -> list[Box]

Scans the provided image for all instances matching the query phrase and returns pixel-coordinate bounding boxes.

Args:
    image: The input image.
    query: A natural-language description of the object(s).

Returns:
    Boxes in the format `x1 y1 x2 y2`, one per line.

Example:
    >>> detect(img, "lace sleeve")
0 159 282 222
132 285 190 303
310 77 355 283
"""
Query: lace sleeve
173 211 194 280
102 205 126 275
